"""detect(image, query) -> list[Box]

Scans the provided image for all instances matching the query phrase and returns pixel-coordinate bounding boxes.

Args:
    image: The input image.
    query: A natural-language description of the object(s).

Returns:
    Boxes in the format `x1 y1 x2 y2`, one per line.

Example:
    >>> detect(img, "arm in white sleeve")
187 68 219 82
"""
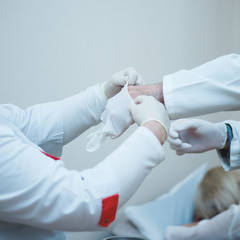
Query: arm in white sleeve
1 84 107 156
164 204 240 240
0 123 164 231
163 54 240 119
60 84 107 144
217 120 240 171
101 126 165 207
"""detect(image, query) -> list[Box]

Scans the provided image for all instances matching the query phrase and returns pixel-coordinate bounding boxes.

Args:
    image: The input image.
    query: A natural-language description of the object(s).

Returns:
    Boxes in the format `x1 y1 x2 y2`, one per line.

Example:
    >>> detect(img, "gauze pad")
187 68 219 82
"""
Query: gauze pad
86 83 134 152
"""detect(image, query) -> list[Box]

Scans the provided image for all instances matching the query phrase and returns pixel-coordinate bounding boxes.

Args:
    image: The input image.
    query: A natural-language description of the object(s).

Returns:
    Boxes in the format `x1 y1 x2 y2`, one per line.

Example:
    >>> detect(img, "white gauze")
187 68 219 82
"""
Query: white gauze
86 83 134 152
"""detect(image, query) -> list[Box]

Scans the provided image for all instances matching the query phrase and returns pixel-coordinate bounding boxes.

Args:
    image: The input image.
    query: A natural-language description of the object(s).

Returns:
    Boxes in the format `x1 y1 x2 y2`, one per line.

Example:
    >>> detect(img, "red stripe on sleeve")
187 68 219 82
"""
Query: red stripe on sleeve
41 151 60 161
99 194 119 227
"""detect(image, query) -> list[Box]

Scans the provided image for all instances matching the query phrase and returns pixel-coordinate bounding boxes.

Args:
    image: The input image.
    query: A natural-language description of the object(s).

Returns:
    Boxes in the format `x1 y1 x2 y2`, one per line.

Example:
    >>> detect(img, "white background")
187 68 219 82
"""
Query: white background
0 0 240 239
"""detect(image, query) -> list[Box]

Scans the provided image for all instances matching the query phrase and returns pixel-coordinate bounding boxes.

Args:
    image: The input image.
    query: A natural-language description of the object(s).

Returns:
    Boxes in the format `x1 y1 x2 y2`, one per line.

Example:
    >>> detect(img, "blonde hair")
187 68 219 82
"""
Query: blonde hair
194 166 240 220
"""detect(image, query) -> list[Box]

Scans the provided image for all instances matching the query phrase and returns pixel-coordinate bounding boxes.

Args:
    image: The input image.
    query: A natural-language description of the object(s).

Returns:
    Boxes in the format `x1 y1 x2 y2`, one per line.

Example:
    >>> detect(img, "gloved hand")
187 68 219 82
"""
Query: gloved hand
167 119 227 155
129 95 170 141
102 67 144 99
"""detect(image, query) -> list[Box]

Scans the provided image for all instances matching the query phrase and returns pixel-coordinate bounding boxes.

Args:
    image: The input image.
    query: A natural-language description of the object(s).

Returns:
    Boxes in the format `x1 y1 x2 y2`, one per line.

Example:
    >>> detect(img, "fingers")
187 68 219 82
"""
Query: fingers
168 137 192 155
135 74 145 85
176 149 189 155
125 67 145 86
113 72 127 86
129 96 146 115
168 133 192 150
133 95 149 105
169 127 179 139
106 68 144 99
168 122 192 155
128 101 136 114
167 137 182 147
170 142 191 152
125 68 137 85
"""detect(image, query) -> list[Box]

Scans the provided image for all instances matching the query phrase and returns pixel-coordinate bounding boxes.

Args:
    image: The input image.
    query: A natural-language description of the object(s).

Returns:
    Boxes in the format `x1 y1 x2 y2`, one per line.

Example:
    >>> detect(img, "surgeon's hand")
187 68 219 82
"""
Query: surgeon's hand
129 95 170 144
167 119 227 155
102 68 144 99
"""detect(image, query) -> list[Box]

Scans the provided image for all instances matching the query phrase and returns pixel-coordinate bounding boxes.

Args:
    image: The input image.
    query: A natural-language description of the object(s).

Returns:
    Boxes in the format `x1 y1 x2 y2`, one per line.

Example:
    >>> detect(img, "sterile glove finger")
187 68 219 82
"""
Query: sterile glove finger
170 142 192 151
168 127 179 139
133 95 146 105
176 149 188 155
135 74 145 85
113 73 127 86
169 143 184 151
167 137 182 147
126 72 138 85
128 101 138 119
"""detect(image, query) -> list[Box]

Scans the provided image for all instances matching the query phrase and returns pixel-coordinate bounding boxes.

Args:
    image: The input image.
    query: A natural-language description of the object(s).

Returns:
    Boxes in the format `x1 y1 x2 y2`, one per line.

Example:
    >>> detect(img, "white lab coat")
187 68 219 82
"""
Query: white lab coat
0 84 165 240
163 54 240 171
164 204 240 240
163 53 240 239
163 54 240 120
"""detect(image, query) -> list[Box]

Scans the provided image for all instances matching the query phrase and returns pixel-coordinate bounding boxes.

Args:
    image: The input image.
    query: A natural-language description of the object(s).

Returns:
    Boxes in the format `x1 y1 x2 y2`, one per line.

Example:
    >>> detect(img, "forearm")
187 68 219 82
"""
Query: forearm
142 120 167 144
128 82 165 105
61 84 107 145
163 54 240 119
102 127 165 208
1 84 107 155
0 131 118 231
128 54 240 120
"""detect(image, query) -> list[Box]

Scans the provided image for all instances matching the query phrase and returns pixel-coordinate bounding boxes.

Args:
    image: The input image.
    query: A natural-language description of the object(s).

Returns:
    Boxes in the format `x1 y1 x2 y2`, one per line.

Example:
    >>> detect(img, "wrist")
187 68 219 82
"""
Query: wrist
223 123 233 150
142 120 167 144
128 82 165 105
216 122 228 149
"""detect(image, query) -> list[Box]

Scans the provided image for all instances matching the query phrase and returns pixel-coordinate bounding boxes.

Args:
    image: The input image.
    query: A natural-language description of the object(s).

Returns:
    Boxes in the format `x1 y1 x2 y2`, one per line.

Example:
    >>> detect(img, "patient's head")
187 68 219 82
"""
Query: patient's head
194 166 240 220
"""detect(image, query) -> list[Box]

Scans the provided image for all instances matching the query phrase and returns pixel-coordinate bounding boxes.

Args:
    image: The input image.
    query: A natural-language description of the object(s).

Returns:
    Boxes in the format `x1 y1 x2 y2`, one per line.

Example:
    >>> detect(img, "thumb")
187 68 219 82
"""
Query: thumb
133 95 146 104
129 101 137 114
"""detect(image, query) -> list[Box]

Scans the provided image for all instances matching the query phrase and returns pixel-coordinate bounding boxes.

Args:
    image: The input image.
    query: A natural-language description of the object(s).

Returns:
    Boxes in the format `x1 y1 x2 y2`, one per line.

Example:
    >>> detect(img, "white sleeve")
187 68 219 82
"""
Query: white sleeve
217 120 240 171
61 84 107 145
164 204 240 240
0 84 107 156
0 124 164 231
163 54 240 120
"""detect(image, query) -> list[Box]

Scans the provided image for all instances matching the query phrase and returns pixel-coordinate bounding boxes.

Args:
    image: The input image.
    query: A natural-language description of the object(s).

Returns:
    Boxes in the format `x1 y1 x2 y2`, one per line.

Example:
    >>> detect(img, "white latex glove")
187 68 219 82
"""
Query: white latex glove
167 119 227 155
102 67 144 99
129 95 170 138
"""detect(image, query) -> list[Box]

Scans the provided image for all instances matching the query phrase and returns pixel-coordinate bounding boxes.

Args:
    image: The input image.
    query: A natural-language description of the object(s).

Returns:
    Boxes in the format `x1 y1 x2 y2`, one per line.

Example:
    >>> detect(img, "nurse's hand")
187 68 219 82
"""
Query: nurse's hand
102 67 144 99
129 95 170 144
167 119 227 155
